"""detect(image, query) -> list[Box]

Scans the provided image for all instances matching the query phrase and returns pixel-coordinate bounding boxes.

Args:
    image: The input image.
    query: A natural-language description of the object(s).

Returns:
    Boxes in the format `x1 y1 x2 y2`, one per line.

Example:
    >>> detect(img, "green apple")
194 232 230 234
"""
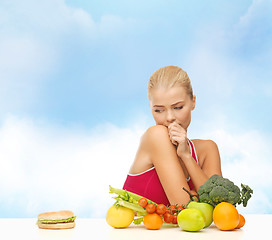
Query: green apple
177 208 205 232
187 201 214 227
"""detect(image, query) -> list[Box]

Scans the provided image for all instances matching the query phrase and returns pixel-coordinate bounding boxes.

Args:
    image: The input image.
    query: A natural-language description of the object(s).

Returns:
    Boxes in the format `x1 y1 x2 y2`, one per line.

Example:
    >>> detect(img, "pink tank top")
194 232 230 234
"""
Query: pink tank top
122 139 198 206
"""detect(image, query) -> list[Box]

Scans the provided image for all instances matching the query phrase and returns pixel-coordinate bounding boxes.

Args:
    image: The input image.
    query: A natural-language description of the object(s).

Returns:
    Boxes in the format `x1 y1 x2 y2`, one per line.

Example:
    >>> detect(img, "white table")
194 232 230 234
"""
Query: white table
0 214 269 240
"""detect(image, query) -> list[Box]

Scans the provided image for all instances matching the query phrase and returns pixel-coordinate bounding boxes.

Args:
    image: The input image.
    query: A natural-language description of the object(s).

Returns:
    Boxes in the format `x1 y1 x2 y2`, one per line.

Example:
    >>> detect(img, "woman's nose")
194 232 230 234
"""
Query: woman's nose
166 110 175 123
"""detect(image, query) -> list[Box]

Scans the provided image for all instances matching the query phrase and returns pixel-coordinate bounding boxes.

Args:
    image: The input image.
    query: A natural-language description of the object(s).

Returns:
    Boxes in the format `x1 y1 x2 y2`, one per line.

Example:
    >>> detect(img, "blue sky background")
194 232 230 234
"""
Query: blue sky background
0 0 272 218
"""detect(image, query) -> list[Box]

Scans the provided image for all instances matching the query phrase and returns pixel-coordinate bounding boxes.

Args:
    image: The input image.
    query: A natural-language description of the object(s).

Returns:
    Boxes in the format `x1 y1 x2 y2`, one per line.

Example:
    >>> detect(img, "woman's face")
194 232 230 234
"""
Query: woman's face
149 86 196 130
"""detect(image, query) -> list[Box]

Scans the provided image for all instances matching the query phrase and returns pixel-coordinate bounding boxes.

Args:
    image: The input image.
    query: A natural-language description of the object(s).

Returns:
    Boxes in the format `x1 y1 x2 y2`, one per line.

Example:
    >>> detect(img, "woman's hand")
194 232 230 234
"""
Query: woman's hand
168 122 191 160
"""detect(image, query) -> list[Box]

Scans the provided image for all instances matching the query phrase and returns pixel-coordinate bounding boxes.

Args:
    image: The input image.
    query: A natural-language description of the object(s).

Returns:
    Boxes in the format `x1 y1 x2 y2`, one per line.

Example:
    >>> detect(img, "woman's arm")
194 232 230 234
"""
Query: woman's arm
141 125 191 205
180 140 222 192
168 122 222 192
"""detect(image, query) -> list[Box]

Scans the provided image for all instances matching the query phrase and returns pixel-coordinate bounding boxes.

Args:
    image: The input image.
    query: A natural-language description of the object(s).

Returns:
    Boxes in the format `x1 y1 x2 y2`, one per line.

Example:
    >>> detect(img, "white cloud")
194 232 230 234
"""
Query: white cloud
0 115 147 217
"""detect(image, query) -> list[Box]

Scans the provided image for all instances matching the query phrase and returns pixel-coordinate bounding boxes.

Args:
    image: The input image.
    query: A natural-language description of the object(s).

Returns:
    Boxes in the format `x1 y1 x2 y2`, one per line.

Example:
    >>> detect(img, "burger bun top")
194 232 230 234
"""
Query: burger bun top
38 210 74 221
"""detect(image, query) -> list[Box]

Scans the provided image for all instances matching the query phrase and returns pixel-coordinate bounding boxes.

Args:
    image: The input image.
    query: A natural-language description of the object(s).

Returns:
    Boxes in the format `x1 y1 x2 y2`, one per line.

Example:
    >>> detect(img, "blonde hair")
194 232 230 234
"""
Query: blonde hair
147 66 193 100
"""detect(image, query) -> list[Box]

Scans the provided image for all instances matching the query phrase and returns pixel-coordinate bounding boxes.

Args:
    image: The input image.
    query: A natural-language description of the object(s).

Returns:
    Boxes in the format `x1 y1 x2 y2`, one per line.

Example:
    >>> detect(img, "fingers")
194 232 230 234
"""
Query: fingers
171 139 178 146
168 127 178 146
170 133 186 146
171 136 184 146
168 122 186 133
168 122 187 145
168 123 186 137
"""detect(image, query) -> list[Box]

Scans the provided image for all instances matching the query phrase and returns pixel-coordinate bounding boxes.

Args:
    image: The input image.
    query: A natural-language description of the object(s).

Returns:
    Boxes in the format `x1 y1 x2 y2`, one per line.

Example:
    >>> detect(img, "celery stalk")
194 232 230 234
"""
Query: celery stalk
116 199 147 214
109 185 156 204
109 185 143 201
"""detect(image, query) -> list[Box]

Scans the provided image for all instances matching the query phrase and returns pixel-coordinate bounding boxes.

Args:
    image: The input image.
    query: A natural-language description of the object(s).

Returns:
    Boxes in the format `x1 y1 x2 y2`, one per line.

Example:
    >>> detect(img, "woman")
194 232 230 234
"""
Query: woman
123 66 222 206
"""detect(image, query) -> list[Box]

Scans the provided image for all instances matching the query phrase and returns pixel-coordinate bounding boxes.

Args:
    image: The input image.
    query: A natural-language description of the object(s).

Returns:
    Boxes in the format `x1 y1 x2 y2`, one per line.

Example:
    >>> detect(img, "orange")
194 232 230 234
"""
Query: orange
236 214 246 229
213 202 240 231
143 213 163 230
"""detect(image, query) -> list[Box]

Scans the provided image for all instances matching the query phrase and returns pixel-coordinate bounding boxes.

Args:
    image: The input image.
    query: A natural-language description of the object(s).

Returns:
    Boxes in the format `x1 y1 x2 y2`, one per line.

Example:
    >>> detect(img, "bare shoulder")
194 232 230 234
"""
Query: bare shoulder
144 125 168 137
191 139 220 168
192 139 219 152
129 125 170 174
140 125 169 146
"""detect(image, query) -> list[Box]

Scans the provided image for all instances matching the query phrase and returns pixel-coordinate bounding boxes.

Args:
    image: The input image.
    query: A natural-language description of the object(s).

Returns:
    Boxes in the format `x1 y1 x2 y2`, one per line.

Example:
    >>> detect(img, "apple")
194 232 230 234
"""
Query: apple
177 208 205 232
187 201 214 227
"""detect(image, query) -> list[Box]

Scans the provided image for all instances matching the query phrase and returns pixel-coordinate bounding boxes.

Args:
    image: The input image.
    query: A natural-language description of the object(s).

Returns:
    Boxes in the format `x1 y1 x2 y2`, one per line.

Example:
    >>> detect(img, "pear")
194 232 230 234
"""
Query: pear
187 201 214 227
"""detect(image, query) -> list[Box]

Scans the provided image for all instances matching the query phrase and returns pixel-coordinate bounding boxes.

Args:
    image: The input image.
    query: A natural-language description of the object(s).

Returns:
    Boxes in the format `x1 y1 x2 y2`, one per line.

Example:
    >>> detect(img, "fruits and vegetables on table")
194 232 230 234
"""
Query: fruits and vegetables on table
107 174 253 232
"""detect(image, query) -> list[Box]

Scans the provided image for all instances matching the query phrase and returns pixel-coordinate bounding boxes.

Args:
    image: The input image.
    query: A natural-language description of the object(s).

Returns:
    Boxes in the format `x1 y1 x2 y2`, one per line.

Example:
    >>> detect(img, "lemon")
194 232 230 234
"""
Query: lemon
106 205 134 228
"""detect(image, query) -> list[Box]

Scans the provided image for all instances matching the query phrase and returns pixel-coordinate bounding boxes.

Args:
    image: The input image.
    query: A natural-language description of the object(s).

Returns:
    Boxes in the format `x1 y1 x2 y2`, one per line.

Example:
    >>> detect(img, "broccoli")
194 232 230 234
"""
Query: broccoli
198 174 253 207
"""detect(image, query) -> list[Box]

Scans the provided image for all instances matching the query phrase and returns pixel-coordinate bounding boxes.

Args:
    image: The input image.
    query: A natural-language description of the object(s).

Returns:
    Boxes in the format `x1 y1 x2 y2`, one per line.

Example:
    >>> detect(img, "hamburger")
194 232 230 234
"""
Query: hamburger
37 210 76 229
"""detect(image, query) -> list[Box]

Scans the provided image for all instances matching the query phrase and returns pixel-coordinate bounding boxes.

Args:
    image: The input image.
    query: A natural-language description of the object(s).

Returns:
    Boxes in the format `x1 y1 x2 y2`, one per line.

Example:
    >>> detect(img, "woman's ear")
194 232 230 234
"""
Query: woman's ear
191 95 196 110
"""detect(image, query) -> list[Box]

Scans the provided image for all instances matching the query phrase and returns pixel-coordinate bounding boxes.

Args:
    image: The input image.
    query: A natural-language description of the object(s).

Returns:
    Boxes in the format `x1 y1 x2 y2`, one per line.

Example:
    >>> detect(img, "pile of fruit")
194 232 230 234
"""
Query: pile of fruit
106 175 252 232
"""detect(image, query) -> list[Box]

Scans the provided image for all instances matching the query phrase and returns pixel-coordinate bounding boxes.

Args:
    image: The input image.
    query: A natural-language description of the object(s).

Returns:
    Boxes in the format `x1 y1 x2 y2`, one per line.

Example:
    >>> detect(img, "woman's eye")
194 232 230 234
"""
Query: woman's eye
154 109 162 113
174 106 183 110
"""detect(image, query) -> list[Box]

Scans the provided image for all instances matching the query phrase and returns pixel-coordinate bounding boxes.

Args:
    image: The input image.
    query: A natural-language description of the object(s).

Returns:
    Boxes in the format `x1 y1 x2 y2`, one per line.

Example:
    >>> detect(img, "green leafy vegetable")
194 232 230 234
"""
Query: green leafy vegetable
198 175 253 207
238 184 254 207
